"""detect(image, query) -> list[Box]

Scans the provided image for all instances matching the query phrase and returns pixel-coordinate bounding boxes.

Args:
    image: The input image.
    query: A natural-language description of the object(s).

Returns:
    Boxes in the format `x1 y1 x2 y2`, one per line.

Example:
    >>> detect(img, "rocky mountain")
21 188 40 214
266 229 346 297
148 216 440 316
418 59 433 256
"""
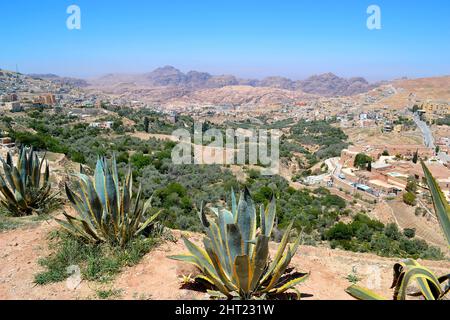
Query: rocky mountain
28 73 89 87
258 76 295 90
296 73 376 96
89 66 378 97
143 66 187 86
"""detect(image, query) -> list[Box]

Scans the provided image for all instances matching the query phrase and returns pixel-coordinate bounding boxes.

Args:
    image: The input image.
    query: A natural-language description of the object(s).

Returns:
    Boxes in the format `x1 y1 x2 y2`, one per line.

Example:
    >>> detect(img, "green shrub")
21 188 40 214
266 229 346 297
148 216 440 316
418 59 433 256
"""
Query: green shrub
403 192 416 206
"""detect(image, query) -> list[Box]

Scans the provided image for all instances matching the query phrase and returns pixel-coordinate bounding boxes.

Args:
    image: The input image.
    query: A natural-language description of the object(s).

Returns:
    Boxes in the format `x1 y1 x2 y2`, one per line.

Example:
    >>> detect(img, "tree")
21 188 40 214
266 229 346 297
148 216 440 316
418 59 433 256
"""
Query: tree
403 228 416 239
144 117 150 133
354 153 372 169
403 192 416 206
384 223 401 240
382 150 389 156
325 222 353 241
406 178 417 193
412 149 418 164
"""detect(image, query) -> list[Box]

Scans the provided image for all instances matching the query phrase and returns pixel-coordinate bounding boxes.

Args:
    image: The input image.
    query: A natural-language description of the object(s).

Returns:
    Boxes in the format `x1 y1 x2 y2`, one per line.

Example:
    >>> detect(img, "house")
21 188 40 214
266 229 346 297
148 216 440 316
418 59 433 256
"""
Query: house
89 121 113 129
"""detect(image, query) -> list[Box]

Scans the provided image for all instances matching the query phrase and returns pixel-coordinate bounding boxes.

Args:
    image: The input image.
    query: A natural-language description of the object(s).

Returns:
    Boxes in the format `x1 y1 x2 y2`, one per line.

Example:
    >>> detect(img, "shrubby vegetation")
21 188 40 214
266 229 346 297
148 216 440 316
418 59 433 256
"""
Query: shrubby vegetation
435 114 450 126
403 192 417 206
1 112 444 262
354 153 372 169
290 120 348 160
324 214 443 260
35 231 158 285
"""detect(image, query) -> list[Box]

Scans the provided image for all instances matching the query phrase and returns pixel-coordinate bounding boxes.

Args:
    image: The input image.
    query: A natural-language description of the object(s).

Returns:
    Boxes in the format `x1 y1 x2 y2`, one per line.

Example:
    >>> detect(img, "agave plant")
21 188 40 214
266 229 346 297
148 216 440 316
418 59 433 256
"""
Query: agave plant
0 147 55 216
346 161 450 300
56 155 160 247
169 188 309 299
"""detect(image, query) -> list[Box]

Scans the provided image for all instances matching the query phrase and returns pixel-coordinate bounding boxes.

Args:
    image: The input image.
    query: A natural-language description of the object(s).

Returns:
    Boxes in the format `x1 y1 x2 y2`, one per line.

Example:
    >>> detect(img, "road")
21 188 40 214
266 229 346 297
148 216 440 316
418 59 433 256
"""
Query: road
413 113 435 149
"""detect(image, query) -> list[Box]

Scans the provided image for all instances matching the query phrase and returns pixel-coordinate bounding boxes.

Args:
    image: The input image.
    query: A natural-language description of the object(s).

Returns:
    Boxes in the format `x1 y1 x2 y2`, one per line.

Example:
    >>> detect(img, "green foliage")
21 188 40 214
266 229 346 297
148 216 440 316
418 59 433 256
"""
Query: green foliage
325 214 443 260
405 178 417 193
354 153 372 169
170 188 309 299
131 153 152 170
0 147 57 216
325 222 353 240
435 114 450 126
57 155 161 247
282 120 348 170
403 228 416 238
403 192 416 206
35 231 157 285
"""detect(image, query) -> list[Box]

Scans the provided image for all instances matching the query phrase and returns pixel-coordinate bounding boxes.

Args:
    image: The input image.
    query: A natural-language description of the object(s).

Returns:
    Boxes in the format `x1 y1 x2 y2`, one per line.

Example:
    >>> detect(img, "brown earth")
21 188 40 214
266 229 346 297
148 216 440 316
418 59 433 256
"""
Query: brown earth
1 219 449 300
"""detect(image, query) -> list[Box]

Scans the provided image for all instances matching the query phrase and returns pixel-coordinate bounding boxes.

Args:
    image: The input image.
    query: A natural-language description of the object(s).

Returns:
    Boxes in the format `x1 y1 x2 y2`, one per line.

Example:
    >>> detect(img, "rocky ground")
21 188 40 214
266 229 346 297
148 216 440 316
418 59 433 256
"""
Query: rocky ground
1 217 449 300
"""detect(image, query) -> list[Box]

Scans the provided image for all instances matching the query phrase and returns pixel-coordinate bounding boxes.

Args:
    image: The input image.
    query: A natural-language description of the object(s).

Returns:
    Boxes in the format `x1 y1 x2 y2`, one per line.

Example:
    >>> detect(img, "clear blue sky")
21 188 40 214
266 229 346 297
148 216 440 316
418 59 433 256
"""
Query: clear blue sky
1 0 449 81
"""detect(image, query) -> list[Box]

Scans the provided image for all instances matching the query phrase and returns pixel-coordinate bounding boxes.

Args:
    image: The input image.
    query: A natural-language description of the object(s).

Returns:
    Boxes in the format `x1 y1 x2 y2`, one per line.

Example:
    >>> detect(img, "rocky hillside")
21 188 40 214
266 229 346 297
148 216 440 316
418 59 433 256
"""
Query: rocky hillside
89 66 379 97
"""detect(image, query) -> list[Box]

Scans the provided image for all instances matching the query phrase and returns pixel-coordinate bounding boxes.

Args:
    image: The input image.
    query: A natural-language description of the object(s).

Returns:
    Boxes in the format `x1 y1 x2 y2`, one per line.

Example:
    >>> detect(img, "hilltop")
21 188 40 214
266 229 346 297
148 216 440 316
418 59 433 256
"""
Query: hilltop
88 66 379 97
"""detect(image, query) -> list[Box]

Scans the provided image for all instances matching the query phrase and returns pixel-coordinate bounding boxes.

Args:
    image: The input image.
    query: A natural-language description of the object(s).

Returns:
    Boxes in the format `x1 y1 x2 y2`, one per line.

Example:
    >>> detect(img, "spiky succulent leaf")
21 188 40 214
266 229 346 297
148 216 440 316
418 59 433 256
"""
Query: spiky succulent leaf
58 156 160 247
170 188 307 299
421 161 450 247
0 146 54 216
346 285 387 300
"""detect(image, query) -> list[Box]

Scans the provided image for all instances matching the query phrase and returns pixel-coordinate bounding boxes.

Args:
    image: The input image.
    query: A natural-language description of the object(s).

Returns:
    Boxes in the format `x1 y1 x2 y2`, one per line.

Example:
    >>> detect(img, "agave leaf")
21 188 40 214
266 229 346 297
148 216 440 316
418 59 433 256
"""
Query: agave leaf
205 220 228 275
396 266 442 300
261 221 294 284
346 285 387 300
262 246 293 292
204 238 236 292
181 236 218 279
198 202 209 228
274 273 309 294
231 188 237 219
105 167 119 231
421 161 450 247
264 195 277 237
135 210 161 235
233 255 252 294
94 158 107 207
393 259 441 300
260 205 266 236
217 211 232 275
226 224 243 275
236 187 256 256
249 235 269 291
0 175 16 204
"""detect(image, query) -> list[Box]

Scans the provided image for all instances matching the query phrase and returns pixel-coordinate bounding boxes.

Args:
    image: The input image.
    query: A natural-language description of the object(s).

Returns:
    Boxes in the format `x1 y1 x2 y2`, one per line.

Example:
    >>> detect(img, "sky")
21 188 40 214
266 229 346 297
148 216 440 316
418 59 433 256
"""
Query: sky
1 0 449 81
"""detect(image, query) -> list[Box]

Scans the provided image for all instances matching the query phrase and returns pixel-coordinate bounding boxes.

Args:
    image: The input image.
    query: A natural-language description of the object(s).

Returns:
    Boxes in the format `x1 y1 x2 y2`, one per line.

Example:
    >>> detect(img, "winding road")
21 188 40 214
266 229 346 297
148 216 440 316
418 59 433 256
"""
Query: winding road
413 113 435 149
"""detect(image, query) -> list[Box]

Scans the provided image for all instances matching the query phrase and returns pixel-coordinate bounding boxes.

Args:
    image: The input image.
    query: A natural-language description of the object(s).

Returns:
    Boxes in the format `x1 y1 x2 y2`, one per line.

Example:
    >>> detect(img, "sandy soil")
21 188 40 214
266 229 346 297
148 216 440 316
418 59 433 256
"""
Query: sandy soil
386 200 448 250
1 220 449 300
344 127 424 146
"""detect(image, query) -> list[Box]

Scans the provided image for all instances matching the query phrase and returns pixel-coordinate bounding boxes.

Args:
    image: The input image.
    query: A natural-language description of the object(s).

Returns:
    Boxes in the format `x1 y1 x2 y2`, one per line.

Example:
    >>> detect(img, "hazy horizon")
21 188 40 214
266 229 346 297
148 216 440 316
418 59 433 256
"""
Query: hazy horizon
1 0 450 81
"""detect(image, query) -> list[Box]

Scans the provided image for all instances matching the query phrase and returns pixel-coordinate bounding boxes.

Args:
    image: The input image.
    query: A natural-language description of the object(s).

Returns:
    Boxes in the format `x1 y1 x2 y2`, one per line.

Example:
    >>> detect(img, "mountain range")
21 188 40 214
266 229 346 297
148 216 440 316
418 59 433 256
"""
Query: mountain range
89 66 380 97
